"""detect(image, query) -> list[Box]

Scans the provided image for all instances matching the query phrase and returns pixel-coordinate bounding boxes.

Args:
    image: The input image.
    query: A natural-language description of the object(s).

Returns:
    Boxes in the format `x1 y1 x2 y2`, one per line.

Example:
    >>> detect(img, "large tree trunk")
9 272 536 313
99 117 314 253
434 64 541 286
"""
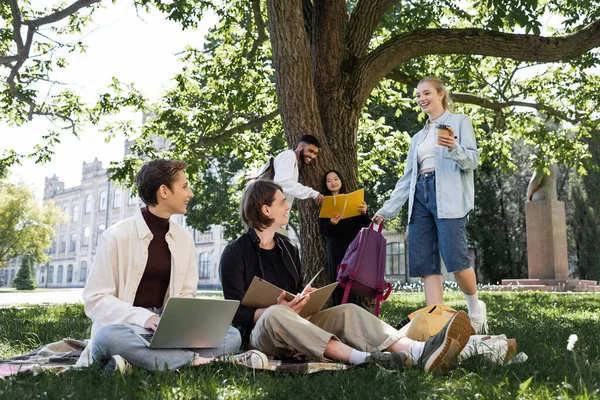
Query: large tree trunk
267 0 361 285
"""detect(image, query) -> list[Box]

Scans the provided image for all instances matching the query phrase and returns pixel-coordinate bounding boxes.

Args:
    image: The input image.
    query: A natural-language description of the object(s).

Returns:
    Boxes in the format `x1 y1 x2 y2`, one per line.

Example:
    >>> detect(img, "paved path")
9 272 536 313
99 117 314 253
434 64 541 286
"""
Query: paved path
0 289 223 307
0 289 84 306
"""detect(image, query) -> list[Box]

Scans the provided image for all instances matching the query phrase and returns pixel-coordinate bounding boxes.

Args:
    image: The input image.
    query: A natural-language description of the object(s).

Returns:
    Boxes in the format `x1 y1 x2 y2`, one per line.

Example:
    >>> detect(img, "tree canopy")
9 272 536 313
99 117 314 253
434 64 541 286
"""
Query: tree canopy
2 0 600 282
0 181 66 267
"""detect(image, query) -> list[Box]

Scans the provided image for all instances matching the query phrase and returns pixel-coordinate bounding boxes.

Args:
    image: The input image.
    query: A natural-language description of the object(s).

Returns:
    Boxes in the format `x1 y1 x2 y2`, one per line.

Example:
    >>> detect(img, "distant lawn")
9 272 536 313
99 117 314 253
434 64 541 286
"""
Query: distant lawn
0 287 83 293
1 291 599 399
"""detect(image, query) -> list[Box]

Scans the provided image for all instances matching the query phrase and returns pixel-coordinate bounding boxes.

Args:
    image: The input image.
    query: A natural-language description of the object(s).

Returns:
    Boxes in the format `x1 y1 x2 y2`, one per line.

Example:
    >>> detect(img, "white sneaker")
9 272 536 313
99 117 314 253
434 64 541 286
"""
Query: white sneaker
220 350 269 369
469 300 488 334
103 355 132 375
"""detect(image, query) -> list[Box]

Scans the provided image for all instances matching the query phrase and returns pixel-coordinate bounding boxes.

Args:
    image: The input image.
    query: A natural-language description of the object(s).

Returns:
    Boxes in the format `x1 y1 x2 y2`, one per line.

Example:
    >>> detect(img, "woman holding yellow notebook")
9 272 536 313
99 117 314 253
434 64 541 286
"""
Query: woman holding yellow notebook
319 170 370 306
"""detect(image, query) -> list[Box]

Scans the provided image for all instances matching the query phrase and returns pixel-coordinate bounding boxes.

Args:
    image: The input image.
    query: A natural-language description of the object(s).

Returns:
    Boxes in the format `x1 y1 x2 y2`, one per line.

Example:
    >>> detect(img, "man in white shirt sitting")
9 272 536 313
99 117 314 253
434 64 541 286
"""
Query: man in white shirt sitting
77 159 267 374
273 134 324 207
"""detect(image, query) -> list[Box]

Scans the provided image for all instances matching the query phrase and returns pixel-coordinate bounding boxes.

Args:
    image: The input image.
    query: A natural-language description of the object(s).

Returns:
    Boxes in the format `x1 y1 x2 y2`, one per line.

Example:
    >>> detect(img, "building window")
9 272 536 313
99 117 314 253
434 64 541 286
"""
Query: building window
63 206 70 218
72 204 80 222
386 242 406 282
198 252 211 279
51 239 57 254
39 266 45 284
99 191 107 211
113 188 122 208
128 193 137 206
10 269 15 284
96 224 106 245
80 261 87 282
85 194 93 213
67 264 73 283
57 265 64 283
70 233 77 252
83 227 91 247
48 266 54 284
60 235 66 253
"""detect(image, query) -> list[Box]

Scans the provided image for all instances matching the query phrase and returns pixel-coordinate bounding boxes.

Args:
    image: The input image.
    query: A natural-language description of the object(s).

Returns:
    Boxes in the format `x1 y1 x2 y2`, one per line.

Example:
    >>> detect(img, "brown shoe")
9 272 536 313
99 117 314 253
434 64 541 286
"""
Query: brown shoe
419 311 474 373
504 338 517 364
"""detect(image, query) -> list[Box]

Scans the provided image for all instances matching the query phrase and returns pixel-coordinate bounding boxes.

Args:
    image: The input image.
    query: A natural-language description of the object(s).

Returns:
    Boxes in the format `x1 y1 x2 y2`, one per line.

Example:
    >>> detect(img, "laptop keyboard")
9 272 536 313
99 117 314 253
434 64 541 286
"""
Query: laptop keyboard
140 333 154 342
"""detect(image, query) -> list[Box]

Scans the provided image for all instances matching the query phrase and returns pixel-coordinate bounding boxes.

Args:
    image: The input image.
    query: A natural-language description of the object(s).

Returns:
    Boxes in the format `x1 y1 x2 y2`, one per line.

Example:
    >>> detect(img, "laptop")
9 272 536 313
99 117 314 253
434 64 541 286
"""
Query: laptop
132 297 240 349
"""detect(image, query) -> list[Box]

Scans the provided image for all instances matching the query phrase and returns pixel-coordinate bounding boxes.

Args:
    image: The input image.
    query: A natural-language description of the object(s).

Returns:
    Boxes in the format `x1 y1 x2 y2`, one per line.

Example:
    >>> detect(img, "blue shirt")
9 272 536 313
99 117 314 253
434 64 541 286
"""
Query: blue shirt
375 110 480 222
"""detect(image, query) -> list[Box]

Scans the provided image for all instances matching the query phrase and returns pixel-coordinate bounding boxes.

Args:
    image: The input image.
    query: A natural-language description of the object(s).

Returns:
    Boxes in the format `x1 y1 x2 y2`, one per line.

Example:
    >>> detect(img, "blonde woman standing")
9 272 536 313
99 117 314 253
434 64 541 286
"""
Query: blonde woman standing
373 76 487 334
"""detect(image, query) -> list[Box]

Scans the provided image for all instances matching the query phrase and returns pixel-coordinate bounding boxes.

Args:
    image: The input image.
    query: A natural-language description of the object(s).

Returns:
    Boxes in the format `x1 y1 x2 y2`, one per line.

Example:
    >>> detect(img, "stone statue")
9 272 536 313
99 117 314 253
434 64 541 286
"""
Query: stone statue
526 164 558 201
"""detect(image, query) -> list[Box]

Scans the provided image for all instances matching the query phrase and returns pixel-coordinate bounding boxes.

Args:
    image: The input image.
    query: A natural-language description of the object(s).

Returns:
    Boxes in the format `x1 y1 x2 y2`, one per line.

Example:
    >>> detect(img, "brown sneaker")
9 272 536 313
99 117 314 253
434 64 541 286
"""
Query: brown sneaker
419 310 474 373
503 338 518 364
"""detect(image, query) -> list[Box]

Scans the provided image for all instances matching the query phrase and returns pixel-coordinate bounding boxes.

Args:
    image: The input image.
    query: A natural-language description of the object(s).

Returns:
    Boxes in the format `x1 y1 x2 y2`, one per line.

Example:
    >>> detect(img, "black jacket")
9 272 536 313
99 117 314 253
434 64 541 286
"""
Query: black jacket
220 228 303 346
319 214 371 275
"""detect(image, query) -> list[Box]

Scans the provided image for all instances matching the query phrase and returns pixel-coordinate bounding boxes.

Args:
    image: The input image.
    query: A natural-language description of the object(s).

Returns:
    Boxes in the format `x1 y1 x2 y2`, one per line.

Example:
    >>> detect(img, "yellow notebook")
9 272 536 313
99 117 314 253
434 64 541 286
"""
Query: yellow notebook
318 188 365 219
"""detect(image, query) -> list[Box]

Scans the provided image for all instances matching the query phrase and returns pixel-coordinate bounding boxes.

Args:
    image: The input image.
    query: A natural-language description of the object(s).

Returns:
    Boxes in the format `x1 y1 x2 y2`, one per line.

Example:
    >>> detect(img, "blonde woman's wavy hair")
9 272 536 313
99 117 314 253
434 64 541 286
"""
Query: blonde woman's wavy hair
418 76 453 112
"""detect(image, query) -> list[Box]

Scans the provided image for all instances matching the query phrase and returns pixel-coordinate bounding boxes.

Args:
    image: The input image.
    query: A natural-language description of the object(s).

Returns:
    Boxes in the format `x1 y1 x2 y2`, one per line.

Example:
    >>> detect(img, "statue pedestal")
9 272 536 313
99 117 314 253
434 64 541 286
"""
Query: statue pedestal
525 199 568 280
495 200 599 292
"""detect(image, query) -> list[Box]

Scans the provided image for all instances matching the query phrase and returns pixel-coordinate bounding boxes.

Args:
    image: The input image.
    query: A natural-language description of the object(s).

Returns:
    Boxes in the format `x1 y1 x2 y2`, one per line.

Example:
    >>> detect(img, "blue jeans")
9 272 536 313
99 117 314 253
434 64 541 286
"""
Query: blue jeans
408 171 470 277
90 324 242 371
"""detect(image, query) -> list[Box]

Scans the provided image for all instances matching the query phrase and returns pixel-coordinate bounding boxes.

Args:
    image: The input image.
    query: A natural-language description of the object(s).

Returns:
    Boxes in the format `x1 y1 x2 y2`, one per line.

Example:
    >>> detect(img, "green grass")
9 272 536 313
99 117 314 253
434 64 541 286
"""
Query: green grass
1 292 599 399
0 287 83 293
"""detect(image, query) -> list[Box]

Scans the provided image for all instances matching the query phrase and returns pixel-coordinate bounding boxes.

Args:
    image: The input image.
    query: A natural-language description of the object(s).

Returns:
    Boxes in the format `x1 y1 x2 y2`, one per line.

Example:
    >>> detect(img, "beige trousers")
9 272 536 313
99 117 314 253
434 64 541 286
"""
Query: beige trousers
249 304 403 360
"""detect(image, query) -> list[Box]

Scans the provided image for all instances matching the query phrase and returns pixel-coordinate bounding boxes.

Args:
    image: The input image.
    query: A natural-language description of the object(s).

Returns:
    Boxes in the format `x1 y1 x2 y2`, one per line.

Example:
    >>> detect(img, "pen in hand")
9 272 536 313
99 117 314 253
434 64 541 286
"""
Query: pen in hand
300 268 323 297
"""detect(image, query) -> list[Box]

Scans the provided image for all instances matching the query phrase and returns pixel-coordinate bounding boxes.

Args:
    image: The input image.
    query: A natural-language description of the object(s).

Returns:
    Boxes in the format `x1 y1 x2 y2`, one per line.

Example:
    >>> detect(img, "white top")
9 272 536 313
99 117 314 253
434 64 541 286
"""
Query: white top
273 149 319 207
417 124 436 171
76 208 198 367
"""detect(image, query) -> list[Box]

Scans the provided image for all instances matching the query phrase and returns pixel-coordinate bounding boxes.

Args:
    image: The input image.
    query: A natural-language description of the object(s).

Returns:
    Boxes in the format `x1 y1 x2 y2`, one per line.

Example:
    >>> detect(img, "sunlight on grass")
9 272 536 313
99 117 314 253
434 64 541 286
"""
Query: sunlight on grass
1 293 599 399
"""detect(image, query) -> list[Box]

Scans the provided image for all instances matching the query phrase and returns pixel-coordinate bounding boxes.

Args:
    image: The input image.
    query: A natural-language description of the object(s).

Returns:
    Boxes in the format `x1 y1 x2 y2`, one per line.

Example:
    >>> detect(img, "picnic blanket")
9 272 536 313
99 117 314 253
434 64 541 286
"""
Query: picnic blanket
0 338 87 378
0 338 348 378
1 335 524 379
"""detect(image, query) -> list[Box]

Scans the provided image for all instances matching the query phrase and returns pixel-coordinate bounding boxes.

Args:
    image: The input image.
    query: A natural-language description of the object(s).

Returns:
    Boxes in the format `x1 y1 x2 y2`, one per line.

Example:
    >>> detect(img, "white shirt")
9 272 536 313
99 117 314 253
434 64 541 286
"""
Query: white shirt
417 124 436 171
273 149 319 207
76 208 198 366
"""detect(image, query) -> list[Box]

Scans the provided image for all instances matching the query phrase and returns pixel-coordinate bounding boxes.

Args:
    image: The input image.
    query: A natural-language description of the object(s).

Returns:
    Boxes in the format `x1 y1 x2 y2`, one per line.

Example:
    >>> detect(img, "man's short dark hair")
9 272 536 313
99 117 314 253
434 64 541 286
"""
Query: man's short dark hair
136 159 188 206
298 134 321 148
240 180 283 231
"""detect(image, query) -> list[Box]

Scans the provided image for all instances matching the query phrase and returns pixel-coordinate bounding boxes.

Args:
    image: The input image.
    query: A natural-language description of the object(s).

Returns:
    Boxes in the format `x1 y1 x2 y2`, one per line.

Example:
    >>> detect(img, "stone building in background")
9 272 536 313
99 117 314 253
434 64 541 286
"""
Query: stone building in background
1 139 422 289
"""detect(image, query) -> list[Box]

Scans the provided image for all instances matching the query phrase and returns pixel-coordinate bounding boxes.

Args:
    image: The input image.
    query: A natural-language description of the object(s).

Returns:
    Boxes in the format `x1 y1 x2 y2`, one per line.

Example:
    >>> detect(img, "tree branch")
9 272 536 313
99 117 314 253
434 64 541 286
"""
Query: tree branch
9 0 25 54
191 109 280 150
247 0 268 60
23 0 102 28
385 69 419 87
451 93 584 124
3 0 102 121
385 71 589 126
345 0 397 57
359 20 600 106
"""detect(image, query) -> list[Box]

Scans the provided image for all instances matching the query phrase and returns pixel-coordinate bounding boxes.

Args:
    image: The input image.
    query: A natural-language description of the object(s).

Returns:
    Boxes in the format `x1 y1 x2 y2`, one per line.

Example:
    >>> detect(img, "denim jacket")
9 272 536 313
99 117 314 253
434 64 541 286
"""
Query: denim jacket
375 110 479 222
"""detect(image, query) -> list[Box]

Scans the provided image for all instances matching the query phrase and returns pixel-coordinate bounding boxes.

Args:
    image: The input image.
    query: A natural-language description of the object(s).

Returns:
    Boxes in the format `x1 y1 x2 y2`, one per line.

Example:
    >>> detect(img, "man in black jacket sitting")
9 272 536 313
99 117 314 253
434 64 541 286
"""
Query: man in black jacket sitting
220 180 473 372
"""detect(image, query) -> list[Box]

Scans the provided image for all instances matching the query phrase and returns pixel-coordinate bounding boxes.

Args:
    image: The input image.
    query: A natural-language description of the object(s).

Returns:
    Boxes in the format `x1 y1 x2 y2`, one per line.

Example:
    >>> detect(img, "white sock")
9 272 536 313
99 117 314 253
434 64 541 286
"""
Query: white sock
408 341 424 363
348 349 369 365
465 293 481 317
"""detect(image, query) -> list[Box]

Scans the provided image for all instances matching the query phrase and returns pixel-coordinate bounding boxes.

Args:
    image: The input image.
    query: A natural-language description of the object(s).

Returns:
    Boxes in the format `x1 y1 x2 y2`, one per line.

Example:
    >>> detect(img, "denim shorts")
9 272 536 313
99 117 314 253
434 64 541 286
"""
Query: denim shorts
407 171 470 277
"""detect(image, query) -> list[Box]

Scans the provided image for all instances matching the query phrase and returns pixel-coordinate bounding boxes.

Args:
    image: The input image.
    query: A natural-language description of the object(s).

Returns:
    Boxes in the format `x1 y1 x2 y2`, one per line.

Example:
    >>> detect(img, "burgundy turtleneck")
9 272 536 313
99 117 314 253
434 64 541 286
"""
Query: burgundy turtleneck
134 207 172 308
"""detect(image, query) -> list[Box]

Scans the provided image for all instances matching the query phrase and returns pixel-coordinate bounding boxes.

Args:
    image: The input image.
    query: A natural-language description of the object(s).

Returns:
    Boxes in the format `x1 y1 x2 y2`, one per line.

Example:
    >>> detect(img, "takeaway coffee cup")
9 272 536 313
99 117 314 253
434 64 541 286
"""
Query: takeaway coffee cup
435 123 451 147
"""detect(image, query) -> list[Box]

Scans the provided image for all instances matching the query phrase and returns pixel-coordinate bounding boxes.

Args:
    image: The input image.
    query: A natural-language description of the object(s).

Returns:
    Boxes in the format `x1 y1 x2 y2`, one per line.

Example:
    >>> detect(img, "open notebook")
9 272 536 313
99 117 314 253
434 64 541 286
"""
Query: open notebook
241 277 338 318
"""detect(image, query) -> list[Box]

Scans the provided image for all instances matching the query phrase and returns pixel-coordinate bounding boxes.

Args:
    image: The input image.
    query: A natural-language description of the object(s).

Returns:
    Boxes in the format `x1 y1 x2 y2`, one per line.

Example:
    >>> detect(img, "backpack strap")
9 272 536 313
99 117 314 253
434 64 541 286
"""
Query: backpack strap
341 271 356 304
374 282 393 317
368 222 384 233
382 282 393 301
374 292 383 317
336 264 346 287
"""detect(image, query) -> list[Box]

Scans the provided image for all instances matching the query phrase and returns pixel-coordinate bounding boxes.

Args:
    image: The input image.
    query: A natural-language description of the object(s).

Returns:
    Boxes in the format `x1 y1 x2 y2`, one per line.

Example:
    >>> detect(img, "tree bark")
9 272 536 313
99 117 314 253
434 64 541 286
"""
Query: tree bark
265 0 600 286
267 0 329 283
